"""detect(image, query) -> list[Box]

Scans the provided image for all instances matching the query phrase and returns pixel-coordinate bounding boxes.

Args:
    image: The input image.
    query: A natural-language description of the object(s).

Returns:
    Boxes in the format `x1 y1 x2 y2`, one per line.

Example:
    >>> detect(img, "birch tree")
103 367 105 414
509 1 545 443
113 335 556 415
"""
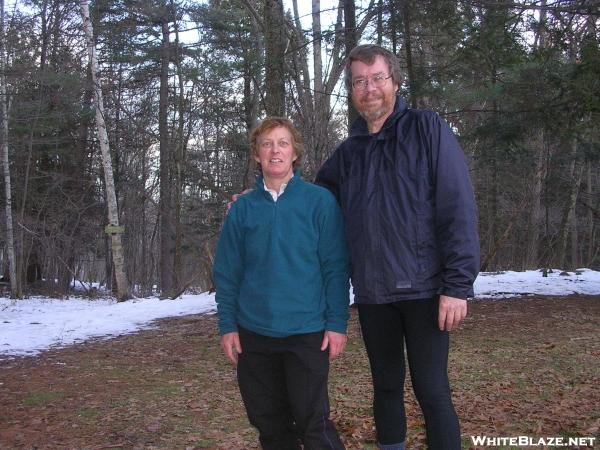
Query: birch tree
0 0 20 298
80 0 130 301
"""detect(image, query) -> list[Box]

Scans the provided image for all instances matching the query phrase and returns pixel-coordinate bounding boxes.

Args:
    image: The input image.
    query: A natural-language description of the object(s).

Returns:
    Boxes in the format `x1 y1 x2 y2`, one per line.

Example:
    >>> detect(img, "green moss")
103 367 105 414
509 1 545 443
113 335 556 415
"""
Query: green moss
23 391 63 407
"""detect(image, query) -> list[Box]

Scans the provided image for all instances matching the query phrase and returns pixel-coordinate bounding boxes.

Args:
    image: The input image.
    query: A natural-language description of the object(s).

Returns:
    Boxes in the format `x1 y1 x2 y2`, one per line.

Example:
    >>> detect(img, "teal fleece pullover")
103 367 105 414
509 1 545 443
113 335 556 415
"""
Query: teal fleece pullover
213 172 350 338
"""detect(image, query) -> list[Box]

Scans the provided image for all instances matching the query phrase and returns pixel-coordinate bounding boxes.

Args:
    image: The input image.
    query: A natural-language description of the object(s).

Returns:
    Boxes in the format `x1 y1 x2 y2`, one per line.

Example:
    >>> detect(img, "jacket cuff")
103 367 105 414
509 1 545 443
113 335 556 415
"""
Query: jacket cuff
438 286 473 300
219 323 238 336
325 321 348 334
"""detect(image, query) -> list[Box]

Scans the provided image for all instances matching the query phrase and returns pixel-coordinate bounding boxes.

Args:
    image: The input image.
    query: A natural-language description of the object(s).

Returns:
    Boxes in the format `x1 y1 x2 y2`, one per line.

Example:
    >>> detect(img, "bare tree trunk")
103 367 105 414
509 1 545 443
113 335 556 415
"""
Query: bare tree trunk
524 131 546 269
523 1 548 270
586 161 596 265
18 94 44 292
241 7 263 188
286 0 376 173
532 0 546 50
343 0 358 129
141 148 155 297
172 7 185 295
0 0 20 298
486 157 499 268
556 140 583 269
80 0 130 301
312 0 323 98
290 0 315 161
400 0 417 108
389 0 398 55
571 205 579 269
311 0 329 175
159 15 174 298
565 162 584 269
242 69 258 188
480 195 530 272
376 0 383 45
264 0 286 116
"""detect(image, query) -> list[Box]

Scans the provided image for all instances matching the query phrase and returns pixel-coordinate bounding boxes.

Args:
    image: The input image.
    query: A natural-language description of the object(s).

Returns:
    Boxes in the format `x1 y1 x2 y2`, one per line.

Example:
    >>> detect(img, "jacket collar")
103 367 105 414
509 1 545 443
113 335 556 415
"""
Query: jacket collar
255 169 300 192
349 95 408 137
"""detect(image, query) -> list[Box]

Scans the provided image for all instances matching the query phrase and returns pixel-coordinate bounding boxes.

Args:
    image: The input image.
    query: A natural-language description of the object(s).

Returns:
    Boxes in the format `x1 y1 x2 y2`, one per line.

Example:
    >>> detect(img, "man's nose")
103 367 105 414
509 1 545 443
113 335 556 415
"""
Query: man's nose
365 79 377 92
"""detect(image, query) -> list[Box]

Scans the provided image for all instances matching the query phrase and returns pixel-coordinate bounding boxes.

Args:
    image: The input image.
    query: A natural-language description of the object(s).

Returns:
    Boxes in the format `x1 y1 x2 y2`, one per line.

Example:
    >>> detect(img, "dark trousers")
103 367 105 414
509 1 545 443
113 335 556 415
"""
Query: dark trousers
237 327 345 450
357 298 460 450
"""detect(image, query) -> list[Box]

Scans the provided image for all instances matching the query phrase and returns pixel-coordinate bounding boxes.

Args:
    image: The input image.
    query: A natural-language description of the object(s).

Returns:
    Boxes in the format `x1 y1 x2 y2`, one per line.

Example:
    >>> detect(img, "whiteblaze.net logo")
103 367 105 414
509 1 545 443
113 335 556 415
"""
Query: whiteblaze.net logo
470 436 596 447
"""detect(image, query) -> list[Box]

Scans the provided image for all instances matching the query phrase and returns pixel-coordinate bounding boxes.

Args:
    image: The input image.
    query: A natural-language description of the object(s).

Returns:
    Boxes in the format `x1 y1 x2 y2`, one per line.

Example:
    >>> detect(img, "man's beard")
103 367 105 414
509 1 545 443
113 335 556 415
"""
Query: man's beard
356 93 394 123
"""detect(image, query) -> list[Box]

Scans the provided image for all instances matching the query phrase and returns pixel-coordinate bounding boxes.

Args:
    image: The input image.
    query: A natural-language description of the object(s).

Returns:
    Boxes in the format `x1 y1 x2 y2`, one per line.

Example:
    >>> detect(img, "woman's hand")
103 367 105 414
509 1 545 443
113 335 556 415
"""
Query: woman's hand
220 332 242 365
227 189 253 213
321 331 347 361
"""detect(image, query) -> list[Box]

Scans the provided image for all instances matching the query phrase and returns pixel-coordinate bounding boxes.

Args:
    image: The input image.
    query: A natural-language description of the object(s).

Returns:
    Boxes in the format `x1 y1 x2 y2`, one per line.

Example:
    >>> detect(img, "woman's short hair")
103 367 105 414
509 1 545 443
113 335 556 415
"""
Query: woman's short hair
344 44 402 92
250 117 304 170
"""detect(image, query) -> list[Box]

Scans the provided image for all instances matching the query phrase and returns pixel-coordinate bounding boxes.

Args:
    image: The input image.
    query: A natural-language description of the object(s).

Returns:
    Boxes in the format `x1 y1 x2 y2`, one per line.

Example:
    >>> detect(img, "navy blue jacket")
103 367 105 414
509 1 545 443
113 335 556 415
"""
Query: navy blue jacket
316 96 480 303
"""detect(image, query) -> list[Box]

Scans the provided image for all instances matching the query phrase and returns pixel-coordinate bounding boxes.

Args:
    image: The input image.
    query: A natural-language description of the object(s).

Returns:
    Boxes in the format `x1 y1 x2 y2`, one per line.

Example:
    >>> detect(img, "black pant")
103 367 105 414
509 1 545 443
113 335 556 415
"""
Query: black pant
358 298 460 450
237 327 345 450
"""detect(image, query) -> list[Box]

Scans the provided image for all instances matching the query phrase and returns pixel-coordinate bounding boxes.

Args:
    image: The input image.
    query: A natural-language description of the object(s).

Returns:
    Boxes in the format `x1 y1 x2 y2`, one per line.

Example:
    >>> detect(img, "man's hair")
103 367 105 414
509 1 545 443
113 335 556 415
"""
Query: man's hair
344 44 402 92
249 117 304 170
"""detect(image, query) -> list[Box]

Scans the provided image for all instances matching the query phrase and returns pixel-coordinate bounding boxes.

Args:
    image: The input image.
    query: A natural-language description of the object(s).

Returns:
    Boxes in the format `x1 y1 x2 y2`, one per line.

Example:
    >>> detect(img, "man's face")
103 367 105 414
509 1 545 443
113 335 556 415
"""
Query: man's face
350 55 398 125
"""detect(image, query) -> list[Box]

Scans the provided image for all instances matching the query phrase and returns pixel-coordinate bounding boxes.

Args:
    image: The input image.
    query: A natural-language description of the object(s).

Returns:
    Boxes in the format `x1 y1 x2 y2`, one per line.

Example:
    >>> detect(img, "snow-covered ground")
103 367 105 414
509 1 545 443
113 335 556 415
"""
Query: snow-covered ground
0 294 217 358
474 268 600 298
1 269 599 358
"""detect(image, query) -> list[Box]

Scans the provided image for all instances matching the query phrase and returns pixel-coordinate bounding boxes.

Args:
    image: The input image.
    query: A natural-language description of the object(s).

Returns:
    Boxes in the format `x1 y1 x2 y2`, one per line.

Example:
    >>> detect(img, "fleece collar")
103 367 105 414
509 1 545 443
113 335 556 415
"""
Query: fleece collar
255 169 300 193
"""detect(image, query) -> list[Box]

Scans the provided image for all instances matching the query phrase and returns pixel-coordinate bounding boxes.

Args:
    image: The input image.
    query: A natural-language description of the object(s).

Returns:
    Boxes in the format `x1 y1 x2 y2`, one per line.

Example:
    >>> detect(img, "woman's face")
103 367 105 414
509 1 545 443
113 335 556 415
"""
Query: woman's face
254 126 297 181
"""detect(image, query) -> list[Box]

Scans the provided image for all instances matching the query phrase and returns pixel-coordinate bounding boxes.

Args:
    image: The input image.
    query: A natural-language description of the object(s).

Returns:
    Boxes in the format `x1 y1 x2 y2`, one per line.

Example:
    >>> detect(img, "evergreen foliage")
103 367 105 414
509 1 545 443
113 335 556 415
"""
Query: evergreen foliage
0 0 598 297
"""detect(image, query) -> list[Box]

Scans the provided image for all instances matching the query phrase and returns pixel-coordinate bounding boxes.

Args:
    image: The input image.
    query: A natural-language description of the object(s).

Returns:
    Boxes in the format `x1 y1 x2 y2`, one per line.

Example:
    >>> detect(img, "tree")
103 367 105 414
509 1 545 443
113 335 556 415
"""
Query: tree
157 1 175 297
524 0 549 269
2 0 599 299
0 0 20 298
264 0 286 116
80 0 130 301
343 0 359 128
287 0 378 177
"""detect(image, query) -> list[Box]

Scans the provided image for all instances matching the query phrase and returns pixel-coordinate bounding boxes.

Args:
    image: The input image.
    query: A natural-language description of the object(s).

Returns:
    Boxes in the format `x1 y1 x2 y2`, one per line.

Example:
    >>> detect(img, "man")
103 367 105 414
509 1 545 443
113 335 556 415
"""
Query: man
315 44 480 450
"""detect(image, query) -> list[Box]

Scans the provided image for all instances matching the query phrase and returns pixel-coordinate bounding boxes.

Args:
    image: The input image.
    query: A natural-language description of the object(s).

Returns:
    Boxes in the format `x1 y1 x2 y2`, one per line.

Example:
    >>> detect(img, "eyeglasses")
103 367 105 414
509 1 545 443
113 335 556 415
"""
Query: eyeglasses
352 74 392 91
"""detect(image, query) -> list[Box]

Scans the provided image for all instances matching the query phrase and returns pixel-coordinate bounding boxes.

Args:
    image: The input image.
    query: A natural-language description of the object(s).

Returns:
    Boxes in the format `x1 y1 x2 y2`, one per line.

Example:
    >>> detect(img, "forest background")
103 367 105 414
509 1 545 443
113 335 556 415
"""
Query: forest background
0 0 599 300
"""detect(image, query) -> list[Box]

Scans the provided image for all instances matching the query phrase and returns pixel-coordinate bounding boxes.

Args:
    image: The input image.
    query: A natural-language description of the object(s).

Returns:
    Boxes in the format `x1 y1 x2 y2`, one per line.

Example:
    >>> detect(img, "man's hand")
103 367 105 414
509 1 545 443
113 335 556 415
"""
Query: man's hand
220 332 242 365
438 295 467 331
320 331 347 361
227 189 253 212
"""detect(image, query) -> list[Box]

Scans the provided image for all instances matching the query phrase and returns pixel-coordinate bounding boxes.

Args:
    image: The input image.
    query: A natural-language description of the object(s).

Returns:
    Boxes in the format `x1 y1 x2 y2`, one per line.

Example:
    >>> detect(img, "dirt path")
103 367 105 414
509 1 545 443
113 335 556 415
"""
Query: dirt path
1 295 599 449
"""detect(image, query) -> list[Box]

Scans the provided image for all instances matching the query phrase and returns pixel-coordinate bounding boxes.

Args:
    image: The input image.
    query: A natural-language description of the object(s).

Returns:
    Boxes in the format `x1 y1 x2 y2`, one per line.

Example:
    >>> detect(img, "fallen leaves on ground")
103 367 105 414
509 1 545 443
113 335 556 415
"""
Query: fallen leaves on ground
0 295 598 449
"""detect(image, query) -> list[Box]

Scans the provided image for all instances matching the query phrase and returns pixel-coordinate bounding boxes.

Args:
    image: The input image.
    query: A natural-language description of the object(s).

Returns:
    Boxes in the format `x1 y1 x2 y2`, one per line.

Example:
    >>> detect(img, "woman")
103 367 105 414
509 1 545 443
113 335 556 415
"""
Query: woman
213 117 349 449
